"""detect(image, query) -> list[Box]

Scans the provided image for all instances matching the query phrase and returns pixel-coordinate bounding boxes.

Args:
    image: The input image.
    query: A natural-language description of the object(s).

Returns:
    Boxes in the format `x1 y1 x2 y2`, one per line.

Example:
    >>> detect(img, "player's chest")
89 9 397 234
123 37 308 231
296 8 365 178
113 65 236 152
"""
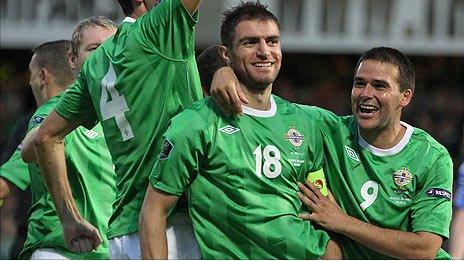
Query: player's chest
207 120 317 181
338 143 424 213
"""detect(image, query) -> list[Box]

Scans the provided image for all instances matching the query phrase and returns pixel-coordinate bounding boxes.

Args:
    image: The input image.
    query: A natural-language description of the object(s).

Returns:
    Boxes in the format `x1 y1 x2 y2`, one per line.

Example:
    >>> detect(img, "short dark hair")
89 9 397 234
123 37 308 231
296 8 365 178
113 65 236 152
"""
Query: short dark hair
71 16 117 57
31 40 74 88
220 1 280 48
117 0 134 16
196 45 228 95
355 47 415 92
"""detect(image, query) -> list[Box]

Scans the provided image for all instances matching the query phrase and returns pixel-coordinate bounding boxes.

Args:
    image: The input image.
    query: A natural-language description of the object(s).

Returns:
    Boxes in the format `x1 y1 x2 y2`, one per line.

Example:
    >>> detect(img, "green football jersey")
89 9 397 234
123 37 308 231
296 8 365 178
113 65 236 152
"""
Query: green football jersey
54 0 202 238
19 94 116 259
150 96 331 259
0 145 30 191
305 106 453 259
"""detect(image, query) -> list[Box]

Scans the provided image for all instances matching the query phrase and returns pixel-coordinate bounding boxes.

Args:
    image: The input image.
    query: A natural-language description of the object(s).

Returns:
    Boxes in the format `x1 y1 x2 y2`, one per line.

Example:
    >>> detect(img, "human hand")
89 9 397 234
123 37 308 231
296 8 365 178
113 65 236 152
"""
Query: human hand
297 181 348 233
210 66 248 116
62 219 102 253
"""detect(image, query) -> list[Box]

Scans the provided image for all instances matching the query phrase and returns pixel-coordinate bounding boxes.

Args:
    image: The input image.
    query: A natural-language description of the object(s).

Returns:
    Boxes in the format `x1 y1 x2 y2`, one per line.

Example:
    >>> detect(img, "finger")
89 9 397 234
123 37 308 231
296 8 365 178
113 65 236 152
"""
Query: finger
69 239 78 253
298 213 315 221
81 236 93 253
72 238 84 253
220 88 235 116
227 86 244 115
297 191 317 210
327 190 336 203
236 83 249 104
90 229 102 249
298 182 319 203
212 92 231 117
305 180 325 198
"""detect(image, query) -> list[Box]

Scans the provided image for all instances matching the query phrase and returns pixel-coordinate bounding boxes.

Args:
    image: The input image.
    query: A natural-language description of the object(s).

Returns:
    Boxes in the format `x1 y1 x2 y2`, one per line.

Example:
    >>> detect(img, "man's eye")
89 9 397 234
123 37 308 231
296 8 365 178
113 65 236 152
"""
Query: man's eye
354 81 365 87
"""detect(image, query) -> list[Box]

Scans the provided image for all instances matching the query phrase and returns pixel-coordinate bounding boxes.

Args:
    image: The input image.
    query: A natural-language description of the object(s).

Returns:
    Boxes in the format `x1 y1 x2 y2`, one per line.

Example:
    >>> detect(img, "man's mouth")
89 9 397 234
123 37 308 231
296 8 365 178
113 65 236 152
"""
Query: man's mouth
253 62 273 68
358 104 379 116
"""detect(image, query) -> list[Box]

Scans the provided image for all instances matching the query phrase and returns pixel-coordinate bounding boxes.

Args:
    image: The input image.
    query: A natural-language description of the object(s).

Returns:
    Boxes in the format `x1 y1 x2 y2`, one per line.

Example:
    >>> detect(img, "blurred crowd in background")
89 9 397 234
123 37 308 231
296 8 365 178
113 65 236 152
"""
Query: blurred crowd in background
0 50 463 258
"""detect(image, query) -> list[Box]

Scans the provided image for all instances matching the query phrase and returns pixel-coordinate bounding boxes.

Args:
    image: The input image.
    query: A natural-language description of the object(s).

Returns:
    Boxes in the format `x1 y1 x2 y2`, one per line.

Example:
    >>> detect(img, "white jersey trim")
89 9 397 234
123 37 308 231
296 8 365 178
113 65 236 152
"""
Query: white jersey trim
122 17 136 23
358 121 414 156
242 96 277 118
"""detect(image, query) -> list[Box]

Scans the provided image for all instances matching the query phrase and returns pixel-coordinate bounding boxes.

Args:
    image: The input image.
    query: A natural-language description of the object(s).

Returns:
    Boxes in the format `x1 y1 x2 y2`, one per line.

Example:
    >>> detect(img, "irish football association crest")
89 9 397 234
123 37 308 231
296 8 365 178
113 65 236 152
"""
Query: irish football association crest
393 168 413 190
285 126 304 147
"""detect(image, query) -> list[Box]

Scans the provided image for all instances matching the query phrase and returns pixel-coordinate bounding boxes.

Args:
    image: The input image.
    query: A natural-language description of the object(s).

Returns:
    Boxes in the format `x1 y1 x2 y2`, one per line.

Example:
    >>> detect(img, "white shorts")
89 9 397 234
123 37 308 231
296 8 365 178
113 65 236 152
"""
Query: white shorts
30 248 69 259
109 211 200 259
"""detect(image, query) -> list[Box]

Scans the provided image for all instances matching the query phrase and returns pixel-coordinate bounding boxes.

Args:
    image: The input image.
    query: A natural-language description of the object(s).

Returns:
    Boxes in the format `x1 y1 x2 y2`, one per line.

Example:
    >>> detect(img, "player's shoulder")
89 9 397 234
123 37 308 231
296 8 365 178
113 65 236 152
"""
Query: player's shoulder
409 123 450 157
291 102 343 121
33 95 61 118
289 100 354 131
174 97 218 124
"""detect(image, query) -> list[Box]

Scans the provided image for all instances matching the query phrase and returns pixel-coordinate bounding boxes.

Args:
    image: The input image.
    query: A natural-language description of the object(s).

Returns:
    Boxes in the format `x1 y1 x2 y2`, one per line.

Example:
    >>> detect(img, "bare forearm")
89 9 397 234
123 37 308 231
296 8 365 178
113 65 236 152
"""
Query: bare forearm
338 215 440 259
140 211 168 259
139 186 180 259
34 135 81 224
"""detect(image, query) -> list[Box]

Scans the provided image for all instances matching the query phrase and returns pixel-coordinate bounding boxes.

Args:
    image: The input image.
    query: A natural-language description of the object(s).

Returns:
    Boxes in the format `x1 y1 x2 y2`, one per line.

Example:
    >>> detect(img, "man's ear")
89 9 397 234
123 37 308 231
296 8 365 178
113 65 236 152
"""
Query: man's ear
400 88 413 108
68 50 78 70
39 68 49 88
219 45 231 65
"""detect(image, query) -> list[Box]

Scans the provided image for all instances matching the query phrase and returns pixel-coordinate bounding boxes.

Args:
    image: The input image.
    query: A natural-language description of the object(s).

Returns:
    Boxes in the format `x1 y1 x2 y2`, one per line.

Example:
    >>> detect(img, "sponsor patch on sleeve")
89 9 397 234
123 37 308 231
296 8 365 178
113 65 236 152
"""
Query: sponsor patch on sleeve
159 139 173 160
31 115 46 126
426 188 451 201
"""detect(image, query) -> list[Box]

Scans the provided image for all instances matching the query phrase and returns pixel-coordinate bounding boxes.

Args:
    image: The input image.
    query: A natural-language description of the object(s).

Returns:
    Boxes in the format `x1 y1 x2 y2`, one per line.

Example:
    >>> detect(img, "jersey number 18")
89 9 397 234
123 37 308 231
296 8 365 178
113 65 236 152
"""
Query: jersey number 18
253 145 282 178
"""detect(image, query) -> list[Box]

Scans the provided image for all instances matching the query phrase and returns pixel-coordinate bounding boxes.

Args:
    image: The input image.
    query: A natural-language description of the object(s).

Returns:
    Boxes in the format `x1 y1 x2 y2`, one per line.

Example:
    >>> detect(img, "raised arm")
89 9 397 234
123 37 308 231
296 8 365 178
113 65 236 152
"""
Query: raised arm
181 0 203 15
298 182 443 259
139 185 180 259
33 111 100 253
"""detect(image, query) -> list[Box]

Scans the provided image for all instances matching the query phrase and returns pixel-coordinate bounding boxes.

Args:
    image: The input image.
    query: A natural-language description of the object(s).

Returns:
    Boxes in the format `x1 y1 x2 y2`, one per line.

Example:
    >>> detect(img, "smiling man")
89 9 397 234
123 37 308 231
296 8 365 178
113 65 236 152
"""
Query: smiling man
139 1 340 259
297 47 453 259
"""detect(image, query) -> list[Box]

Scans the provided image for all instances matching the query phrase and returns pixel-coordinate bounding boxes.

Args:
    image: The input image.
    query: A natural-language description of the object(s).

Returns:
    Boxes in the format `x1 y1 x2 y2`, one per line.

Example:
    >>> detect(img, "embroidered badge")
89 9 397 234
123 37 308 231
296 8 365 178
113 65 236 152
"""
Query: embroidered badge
426 188 451 201
159 139 174 160
393 168 413 190
31 115 45 126
285 126 304 147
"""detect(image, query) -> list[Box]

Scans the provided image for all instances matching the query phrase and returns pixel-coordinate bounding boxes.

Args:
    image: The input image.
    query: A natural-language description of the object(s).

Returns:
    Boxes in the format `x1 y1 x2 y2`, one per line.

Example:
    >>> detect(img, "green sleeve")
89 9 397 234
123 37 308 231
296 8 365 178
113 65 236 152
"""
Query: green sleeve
149 109 207 196
298 105 346 137
54 72 98 130
139 0 198 60
308 118 325 172
0 147 30 190
411 152 453 238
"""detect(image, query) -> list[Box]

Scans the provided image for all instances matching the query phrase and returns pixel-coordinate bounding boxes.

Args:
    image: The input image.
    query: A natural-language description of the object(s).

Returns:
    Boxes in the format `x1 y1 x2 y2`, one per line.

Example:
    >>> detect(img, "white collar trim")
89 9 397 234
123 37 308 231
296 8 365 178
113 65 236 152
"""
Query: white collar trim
242 96 277 118
122 17 136 23
358 121 414 156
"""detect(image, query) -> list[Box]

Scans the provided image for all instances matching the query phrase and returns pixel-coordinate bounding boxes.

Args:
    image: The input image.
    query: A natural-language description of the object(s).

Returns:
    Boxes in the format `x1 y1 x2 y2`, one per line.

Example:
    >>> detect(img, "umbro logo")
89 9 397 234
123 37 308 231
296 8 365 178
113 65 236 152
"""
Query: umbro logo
84 129 99 139
219 125 240 134
345 146 360 162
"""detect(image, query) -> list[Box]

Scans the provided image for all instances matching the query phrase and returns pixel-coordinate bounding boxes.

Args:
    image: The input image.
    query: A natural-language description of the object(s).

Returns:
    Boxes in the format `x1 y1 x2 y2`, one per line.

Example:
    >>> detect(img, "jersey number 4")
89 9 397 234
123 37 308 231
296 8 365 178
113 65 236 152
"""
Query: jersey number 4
100 64 134 141
253 145 282 178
